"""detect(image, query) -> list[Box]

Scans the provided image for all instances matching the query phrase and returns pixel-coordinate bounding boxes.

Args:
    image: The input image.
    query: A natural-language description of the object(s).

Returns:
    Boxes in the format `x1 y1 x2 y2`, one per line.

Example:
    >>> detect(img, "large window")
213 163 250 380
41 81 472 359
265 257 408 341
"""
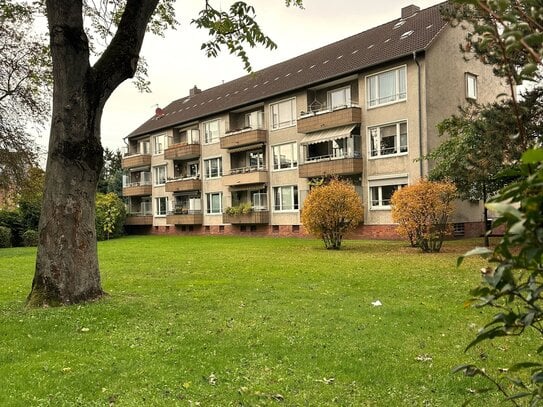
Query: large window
369 121 408 158
153 134 166 154
204 157 222 179
273 186 299 211
271 98 296 130
204 119 220 144
155 197 168 216
369 179 407 209
367 66 406 107
206 192 222 214
466 73 477 100
153 165 167 185
328 86 351 110
272 142 298 170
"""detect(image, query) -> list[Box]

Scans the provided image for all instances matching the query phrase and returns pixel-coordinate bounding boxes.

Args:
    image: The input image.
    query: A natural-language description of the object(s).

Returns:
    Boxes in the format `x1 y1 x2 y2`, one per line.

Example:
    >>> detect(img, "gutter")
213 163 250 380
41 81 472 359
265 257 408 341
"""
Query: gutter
413 51 424 178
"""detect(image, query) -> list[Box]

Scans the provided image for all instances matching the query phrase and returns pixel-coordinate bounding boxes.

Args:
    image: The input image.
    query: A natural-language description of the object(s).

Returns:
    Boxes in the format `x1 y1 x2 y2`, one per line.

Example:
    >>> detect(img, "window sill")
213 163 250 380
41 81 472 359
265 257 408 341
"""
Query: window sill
369 206 392 211
366 98 406 110
270 123 297 132
368 152 408 160
272 166 298 172
273 209 299 213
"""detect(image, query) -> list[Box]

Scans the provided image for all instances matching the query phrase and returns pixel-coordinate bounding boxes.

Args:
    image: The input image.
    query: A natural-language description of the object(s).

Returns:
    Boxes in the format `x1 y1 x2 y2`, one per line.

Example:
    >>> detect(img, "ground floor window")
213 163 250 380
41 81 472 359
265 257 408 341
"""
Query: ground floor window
206 192 223 214
369 177 407 209
155 197 168 216
273 185 299 211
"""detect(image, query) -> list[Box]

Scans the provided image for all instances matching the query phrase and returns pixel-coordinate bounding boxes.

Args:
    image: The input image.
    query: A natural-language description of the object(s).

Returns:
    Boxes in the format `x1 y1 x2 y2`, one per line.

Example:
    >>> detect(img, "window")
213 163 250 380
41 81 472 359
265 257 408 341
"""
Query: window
153 134 166 154
187 161 199 178
369 121 408 157
155 197 168 216
271 98 296 130
153 165 167 185
367 66 406 107
249 150 264 169
204 157 222 178
206 192 222 214
204 119 220 144
273 186 299 211
272 142 298 170
369 180 407 209
138 140 150 155
328 86 351 110
466 73 477 100
244 111 264 129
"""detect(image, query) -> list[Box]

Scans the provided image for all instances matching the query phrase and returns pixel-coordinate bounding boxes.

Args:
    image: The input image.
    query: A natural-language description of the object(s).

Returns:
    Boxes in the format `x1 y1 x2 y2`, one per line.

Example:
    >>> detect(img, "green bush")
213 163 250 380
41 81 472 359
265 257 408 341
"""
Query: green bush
95 192 126 241
0 226 12 248
0 210 23 247
22 229 39 247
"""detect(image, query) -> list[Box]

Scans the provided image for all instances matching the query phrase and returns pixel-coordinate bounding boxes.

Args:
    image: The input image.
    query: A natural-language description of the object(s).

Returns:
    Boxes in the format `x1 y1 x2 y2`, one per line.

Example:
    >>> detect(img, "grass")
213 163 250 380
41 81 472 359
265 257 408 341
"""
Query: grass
0 236 535 406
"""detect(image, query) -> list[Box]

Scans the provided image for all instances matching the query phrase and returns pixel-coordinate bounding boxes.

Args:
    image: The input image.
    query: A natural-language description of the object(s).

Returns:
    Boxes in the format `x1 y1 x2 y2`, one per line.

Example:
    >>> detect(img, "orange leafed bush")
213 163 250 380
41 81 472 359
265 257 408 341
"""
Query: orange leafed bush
301 179 364 250
391 179 456 253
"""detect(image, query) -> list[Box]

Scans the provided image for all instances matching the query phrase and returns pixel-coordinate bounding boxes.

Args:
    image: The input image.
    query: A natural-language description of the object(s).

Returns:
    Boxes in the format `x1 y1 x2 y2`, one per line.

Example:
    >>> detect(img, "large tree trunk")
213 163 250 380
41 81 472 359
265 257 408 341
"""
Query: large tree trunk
27 0 159 307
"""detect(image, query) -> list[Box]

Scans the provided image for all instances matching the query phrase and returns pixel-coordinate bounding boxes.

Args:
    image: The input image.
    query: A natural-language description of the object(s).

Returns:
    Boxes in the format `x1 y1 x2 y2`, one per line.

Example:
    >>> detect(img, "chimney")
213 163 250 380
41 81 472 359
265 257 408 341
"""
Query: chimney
189 85 201 96
401 4 420 19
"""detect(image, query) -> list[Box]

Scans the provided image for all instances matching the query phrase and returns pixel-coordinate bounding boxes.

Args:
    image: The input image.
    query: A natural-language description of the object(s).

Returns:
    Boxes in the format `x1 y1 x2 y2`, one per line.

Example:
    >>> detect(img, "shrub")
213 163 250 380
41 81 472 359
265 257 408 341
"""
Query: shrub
225 202 253 216
95 192 126 241
301 178 364 250
0 210 24 247
22 229 39 247
391 180 456 253
0 226 12 248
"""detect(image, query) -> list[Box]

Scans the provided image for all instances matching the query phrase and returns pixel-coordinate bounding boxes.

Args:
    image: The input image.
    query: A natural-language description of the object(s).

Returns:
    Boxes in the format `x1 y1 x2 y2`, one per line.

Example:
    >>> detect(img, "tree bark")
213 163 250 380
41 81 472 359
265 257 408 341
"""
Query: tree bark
27 0 159 306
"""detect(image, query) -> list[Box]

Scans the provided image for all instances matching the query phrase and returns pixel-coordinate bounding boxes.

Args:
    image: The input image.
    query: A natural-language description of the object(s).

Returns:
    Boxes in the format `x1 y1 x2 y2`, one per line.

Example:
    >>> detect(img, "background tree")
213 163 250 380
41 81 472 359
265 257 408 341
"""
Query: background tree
0 1 50 192
97 148 122 196
301 178 364 250
18 166 45 232
27 0 303 306
391 180 457 253
95 192 125 240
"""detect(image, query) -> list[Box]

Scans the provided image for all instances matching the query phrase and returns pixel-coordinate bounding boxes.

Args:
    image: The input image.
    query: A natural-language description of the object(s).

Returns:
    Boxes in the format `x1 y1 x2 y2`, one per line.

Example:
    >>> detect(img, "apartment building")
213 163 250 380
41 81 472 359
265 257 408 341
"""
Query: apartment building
122 2 507 238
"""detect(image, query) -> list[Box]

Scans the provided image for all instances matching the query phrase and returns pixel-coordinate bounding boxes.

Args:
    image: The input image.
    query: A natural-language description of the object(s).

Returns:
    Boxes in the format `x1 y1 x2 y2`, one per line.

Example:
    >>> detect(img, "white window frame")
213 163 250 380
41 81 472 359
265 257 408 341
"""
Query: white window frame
366 65 407 108
272 142 298 171
368 176 408 210
270 97 296 130
203 119 220 144
465 73 478 100
153 134 166 155
204 157 222 179
368 120 408 159
206 192 223 214
153 165 167 185
273 185 299 212
155 196 168 216
327 86 351 110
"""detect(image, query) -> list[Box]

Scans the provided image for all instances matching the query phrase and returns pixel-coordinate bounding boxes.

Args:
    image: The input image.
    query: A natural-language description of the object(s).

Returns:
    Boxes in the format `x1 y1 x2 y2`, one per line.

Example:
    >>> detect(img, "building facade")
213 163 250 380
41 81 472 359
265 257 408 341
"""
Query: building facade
122 3 507 238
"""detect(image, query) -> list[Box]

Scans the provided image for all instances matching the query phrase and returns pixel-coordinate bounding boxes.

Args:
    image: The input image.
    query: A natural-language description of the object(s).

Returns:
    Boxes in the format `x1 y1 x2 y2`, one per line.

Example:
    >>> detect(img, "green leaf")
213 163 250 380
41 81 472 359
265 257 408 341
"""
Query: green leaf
521 149 543 164
457 247 493 267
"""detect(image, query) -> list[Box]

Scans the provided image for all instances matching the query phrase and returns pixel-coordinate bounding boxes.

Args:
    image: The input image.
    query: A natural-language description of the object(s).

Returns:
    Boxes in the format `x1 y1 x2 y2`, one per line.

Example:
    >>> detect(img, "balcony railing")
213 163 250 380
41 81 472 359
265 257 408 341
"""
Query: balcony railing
297 102 362 134
222 166 269 186
122 180 152 196
121 153 152 169
164 142 201 160
223 210 270 225
166 210 204 225
298 153 363 178
220 128 268 149
165 176 202 193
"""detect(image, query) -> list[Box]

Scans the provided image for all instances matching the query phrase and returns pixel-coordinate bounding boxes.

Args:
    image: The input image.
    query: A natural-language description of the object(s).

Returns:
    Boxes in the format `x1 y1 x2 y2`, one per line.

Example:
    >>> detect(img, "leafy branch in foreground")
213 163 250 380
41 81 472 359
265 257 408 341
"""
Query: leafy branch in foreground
455 148 543 405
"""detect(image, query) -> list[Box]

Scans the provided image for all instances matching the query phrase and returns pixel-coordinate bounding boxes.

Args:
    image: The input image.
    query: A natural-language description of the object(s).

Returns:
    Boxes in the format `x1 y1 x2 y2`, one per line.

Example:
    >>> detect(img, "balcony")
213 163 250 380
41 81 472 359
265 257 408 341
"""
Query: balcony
222 166 269 186
220 128 268 150
297 105 361 134
298 154 363 178
125 214 153 225
223 210 270 225
164 142 201 160
166 211 204 225
123 182 152 196
122 153 151 169
165 177 202 193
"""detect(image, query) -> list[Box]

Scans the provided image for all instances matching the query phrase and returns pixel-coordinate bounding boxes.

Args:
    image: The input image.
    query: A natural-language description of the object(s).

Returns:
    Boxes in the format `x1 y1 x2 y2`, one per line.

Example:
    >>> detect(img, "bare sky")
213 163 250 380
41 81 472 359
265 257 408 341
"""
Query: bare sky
96 0 443 151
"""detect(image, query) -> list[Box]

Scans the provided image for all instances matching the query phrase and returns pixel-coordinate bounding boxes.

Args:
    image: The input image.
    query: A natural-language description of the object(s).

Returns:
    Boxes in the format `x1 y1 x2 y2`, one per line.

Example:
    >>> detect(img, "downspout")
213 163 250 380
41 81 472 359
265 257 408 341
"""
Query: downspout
413 51 423 178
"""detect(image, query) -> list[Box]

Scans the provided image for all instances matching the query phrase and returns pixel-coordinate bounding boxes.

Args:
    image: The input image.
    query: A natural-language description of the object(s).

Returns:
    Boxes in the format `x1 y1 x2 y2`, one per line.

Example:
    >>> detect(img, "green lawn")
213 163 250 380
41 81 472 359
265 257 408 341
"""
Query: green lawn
0 236 534 406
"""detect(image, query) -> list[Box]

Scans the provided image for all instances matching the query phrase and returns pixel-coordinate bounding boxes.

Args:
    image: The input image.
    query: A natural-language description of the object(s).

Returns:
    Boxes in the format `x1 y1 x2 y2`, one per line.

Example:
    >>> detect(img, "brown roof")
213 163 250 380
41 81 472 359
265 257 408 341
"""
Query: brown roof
128 2 448 138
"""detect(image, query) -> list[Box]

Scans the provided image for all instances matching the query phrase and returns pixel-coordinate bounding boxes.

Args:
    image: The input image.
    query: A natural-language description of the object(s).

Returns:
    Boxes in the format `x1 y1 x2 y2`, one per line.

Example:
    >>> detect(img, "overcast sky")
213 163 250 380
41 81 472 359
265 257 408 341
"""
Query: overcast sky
93 0 443 151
